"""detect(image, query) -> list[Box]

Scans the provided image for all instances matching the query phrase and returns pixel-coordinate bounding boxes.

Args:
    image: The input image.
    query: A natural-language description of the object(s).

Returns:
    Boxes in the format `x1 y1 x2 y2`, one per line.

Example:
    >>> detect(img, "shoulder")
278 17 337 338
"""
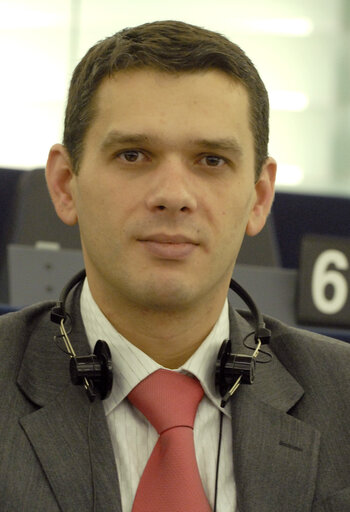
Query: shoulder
0 302 55 371
264 313 350 362
261 313 350 396
233 307 350 358
0 301 55 337
233 308 350 391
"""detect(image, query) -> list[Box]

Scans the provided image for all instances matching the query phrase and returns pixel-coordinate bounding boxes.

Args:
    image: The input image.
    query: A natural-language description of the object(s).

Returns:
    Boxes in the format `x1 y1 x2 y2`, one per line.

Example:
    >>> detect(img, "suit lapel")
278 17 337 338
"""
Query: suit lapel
229 309 321 512
17 284 122 512
20 384 121 512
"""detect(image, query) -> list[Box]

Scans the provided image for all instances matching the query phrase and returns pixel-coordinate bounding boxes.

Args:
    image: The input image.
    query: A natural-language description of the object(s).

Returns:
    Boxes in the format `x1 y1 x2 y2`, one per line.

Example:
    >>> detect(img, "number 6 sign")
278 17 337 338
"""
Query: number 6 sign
297 235 350 327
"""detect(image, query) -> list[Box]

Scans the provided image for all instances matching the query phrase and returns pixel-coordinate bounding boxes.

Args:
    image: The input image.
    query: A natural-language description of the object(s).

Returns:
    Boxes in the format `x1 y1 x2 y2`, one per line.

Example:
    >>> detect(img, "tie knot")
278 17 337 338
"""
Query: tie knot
128 369 204 434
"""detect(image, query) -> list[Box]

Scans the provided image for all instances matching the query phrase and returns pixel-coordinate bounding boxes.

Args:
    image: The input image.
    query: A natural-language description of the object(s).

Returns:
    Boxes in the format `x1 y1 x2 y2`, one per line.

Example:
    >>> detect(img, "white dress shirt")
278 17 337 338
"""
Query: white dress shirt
80 279 238 512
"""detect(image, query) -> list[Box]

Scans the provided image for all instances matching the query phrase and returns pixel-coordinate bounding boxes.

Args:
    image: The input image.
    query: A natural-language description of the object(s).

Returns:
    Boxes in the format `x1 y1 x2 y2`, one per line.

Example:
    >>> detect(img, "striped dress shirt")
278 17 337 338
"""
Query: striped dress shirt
80 279 238 512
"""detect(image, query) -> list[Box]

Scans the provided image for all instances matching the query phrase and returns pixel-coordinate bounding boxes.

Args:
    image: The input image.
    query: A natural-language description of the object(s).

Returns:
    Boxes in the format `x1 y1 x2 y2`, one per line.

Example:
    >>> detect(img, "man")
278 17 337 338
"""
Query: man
0 20 349 512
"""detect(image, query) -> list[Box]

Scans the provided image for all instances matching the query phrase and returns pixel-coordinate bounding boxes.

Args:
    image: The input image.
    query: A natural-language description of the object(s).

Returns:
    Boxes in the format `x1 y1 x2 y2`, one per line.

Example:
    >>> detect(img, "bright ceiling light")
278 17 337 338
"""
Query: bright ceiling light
242 18 314 37
0 3 65 29
269 90 309 112
276 164 304 186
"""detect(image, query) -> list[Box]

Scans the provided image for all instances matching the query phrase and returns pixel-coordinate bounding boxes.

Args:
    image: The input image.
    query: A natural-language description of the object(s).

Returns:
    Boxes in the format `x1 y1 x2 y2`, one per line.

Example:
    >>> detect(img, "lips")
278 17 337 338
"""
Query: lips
138 233 198 259
142 234 197 244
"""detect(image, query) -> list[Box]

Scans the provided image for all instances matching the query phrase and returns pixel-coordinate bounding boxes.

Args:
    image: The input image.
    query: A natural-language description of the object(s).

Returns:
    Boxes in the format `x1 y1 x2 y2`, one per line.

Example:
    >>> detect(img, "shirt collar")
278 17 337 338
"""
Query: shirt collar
80 278 231 417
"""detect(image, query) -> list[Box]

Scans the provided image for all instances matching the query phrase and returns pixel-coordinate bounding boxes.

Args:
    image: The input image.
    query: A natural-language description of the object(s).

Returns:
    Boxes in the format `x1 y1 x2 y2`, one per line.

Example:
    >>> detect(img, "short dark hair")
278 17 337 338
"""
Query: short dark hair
63 20 269 179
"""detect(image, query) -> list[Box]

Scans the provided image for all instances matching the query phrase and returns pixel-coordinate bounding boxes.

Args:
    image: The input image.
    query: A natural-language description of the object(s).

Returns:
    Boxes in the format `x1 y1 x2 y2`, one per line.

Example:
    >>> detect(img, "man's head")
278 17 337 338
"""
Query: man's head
46 21 276 355
63 20 269 180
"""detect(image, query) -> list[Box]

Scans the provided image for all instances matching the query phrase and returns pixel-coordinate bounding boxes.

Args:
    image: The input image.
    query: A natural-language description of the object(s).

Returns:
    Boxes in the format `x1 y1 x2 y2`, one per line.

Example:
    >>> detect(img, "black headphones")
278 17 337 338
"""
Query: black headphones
51 269 271 405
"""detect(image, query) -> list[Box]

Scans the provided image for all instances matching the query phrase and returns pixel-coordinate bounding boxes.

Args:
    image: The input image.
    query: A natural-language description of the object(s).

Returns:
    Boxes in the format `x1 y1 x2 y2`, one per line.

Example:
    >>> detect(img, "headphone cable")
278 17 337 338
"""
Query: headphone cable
213 410 224 512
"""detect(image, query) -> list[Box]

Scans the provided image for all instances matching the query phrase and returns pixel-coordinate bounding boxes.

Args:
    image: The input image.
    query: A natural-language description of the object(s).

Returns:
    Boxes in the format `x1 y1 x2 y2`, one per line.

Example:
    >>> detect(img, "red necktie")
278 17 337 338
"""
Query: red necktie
128 369 212 511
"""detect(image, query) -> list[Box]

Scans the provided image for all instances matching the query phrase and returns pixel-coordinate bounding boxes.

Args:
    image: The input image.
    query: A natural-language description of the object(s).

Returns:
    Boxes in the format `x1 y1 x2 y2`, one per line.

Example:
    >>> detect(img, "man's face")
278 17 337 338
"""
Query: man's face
66 69 274 314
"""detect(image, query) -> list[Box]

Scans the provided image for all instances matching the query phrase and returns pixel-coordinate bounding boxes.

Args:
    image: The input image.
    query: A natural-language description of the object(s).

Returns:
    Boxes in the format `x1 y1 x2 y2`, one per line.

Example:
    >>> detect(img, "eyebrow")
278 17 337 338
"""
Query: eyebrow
100 131 151 153
100 130 243 158
192 138 243 158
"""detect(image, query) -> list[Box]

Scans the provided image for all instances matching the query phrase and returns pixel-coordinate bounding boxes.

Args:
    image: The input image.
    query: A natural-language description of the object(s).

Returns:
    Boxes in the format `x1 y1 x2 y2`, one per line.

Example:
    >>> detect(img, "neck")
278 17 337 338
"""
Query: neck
88 285 227 369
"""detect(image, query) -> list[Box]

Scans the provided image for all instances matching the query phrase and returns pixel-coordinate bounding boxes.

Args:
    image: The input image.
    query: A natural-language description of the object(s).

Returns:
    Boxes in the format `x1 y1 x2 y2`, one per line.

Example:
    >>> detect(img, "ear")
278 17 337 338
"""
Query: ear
45 144 78 226
246 157 277 237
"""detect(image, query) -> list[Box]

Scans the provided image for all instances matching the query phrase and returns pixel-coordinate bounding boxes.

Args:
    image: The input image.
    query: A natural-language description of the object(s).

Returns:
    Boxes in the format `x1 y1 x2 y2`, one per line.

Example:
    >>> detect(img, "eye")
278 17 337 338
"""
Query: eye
199 154 227 167
116 150 145 162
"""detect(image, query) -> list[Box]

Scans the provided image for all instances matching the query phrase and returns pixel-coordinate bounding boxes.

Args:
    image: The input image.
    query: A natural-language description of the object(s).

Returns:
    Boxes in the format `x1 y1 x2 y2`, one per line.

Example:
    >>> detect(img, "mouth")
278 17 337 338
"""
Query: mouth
138 234 199 260
141 234 198 244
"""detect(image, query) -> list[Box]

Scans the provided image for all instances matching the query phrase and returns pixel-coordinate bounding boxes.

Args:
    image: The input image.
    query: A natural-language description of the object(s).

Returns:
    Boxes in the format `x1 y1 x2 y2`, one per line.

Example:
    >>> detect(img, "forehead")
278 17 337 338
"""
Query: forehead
89 68 253 147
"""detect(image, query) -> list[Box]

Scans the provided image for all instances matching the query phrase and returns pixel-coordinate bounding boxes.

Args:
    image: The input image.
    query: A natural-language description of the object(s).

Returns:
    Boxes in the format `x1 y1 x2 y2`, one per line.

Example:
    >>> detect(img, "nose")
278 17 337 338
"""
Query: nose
145 159 198 214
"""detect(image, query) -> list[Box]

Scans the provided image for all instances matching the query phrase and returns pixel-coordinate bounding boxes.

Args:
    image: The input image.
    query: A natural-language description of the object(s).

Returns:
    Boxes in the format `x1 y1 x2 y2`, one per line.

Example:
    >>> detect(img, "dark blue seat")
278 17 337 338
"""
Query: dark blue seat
0 168 24 304
272 191 350 268
0 168 81 303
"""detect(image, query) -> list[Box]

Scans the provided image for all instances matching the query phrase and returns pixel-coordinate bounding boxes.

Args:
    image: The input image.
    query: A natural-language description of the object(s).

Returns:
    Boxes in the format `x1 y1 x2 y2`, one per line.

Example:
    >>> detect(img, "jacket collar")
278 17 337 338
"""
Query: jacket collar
17 282 122 512
228 308 320 512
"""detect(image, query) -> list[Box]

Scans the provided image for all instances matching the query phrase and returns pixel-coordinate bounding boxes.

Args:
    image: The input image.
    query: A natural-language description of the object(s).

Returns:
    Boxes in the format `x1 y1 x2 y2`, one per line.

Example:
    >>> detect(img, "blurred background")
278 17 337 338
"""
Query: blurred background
0 0 350 195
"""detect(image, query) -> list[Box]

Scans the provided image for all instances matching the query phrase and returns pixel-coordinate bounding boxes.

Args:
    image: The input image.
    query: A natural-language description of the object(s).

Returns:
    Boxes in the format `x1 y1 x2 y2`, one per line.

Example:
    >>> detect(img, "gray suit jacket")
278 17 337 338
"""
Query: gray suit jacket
1 283 350 511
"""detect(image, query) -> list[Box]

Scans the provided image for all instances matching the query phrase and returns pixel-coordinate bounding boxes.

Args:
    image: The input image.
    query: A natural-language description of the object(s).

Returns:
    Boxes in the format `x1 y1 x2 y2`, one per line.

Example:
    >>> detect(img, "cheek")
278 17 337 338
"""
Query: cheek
74 187 115 248
76 177 127 222
217 196 253 243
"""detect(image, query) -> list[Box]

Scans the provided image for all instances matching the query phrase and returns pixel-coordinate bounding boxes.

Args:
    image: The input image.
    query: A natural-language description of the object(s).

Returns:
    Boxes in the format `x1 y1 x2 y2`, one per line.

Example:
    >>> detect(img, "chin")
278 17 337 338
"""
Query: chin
137 281 197 312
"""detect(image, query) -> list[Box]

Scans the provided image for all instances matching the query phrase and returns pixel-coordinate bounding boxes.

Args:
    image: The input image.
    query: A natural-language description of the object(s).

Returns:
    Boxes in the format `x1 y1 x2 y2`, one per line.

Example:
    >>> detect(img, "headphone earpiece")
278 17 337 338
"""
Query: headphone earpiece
70 340 113 401
50 270 113 402
215 339 256 397
51 271 271 404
